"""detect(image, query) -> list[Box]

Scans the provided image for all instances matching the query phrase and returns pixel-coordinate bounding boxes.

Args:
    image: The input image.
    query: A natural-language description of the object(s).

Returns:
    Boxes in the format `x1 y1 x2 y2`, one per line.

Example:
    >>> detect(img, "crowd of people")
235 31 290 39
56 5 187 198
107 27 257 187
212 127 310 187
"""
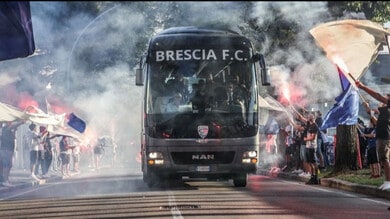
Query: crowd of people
0 121 118 187
262 109 329 185
261 80 389 190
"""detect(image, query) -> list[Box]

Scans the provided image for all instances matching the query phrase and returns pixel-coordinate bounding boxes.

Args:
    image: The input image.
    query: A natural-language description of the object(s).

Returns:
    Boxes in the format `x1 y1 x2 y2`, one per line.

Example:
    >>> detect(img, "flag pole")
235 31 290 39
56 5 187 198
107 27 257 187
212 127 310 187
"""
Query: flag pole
347 73 368 104
288 104 306 124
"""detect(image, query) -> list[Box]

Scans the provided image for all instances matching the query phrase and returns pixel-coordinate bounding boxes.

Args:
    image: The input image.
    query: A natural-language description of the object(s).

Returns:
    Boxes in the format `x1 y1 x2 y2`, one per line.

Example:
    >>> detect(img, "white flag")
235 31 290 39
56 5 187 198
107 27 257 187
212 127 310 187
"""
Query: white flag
310 19 390 84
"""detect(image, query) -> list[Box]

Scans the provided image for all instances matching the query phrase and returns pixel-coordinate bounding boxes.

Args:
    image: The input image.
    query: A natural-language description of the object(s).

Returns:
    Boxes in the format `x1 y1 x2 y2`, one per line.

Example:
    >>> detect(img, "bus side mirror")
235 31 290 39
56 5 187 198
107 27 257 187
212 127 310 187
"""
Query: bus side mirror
135 68 144 86
261 68 271 86
257 54 271 86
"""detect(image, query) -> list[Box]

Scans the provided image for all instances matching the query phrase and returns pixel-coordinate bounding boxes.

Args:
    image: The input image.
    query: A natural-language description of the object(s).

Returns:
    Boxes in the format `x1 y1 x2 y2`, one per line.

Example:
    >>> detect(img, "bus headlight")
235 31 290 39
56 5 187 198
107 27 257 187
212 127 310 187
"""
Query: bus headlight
148 152 164 165
242 150 257 164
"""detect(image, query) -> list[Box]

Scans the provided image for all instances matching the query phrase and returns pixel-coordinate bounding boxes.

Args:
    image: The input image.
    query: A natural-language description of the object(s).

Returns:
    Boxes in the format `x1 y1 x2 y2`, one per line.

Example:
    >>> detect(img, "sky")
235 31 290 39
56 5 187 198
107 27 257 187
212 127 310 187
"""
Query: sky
0 2 387 168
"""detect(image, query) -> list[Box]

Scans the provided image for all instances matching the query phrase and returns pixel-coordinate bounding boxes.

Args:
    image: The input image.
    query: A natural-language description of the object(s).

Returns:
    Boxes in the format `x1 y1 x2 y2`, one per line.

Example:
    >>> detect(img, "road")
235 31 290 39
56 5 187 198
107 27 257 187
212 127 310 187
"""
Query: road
0 167 390 218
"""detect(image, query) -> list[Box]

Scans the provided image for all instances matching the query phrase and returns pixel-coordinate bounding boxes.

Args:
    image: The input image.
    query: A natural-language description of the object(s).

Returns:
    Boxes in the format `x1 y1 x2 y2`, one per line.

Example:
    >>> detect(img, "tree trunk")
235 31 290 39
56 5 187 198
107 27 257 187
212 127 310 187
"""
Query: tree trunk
333 124 359 174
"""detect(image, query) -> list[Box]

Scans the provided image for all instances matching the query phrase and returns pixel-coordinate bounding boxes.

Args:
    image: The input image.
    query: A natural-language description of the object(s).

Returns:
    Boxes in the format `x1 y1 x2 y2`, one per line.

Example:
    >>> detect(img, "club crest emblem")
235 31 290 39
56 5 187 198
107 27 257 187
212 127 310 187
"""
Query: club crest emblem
197 125 209 139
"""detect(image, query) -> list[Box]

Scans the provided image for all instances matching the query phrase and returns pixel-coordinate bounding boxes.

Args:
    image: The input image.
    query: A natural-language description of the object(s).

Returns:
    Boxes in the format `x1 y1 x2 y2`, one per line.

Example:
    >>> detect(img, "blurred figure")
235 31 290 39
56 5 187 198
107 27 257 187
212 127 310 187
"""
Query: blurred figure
191 80 208 112
303 113 320 185
171 72 189 101
357 118 368 168
362 119 380 178
72 141 81 173
86 143 95 169
0 120 24 187
111 140 118 167
59 136 71 177
94 138 104 170
292 110 311 179
265 133 278 172
35 126 46 177
166 92 183 112
42 130 56 177
51 137 60 172
315 111 326 170
226 82 235 105
283 122 294 171
25 123 41 181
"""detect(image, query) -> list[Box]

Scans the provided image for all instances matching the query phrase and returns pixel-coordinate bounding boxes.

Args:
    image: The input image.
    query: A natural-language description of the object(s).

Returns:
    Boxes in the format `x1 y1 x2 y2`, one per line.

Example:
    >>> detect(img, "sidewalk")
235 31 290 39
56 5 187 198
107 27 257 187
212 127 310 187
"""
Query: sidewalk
0 164 138 193
0 168 64 192
257 168 390 200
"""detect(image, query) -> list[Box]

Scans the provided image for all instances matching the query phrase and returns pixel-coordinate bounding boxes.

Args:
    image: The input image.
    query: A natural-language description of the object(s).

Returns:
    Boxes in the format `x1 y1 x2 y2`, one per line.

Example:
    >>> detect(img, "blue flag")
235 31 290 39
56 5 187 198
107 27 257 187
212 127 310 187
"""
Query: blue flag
0 2 35 61
67 113 86 133
260 116 280 134
338 66 350 91
321 66 359 130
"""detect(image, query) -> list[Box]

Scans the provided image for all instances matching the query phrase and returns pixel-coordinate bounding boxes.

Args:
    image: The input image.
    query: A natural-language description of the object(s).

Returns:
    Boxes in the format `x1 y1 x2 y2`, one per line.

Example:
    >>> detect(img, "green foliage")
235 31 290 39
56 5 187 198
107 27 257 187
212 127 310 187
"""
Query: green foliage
345 1 390 23
321 167 383 187
328 1 390 23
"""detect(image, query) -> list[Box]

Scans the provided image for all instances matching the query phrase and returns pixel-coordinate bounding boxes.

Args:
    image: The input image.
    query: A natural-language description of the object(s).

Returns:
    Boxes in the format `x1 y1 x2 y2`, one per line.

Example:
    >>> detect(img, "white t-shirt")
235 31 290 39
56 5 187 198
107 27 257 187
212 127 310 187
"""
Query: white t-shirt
25 130 40 151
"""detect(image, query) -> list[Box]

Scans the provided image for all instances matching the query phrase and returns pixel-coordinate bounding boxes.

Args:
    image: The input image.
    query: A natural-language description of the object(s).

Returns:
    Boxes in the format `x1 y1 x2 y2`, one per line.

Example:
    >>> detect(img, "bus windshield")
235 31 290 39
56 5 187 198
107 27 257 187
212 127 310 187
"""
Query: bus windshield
145 34 258 139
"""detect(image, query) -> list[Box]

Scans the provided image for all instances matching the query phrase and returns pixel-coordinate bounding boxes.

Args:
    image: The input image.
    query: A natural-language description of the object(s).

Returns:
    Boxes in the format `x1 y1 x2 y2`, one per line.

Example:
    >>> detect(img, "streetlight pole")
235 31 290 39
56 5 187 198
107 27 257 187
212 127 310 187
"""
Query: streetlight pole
66 4 120 92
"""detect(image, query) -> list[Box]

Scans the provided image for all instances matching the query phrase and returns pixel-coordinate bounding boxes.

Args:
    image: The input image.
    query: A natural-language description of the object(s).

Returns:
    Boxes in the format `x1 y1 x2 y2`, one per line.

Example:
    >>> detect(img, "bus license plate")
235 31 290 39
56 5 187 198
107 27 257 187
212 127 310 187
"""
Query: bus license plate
196 166 210 172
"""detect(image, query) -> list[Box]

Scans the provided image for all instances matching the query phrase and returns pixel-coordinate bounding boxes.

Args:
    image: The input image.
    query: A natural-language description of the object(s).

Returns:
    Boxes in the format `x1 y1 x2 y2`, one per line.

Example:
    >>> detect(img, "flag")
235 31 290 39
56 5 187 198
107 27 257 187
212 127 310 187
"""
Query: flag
259 116 280 134
0 101 25 122
0 2 35 61
337 66 350 91
321 67 359 130
24 105 65 126
67 113 86 133
310 19 389 82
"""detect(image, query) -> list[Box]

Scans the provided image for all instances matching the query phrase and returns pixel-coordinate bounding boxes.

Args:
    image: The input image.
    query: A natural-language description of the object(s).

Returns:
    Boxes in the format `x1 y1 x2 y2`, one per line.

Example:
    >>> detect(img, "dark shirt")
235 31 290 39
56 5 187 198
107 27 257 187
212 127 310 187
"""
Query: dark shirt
298 121 308 145
364 127 376 149
44 135 53 152
376 99 390 140
1 125 17 151
315 117 323 140
59 138 68 152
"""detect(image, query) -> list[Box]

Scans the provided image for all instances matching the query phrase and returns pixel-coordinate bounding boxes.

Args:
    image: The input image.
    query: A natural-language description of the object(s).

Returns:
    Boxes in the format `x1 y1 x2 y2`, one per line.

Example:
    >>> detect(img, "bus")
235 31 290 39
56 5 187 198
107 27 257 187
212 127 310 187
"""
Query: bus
135 26 270 187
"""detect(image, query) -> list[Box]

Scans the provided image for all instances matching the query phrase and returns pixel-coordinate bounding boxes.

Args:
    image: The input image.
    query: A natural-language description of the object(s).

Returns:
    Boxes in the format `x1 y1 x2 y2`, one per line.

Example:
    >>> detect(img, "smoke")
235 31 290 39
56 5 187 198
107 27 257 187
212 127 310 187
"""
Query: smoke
252 2 340 107
0 2 385 178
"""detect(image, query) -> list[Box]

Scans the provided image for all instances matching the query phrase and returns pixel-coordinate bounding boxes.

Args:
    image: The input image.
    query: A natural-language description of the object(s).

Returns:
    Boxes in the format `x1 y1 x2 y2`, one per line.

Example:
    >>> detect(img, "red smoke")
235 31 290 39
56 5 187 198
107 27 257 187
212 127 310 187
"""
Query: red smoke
18 92 39 110
278 83 306 106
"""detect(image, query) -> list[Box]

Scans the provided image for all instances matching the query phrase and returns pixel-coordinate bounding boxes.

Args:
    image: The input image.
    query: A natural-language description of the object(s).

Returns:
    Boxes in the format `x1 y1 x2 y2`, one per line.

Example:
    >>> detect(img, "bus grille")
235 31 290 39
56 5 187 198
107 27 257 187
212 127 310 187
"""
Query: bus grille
171 151 235 164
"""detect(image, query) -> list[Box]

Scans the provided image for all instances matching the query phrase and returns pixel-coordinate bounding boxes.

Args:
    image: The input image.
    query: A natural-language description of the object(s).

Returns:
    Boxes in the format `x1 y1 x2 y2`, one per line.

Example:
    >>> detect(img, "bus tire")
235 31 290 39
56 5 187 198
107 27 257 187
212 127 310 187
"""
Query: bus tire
233 174 247 187
143 171 160 188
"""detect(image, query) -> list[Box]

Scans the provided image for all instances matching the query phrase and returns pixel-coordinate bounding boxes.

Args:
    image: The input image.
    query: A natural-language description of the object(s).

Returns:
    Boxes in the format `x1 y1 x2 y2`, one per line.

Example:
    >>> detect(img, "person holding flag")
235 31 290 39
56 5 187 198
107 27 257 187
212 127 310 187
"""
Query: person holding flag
355 80 390 190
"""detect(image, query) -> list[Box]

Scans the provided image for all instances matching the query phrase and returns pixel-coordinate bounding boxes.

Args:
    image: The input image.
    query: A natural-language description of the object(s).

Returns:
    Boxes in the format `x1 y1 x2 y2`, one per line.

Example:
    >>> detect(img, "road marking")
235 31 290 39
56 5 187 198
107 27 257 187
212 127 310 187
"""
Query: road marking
166 191 184 219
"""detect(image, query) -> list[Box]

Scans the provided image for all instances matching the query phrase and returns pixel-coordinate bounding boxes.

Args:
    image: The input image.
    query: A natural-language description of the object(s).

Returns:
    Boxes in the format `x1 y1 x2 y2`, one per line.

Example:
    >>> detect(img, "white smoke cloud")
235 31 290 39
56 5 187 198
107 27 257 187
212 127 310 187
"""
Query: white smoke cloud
0 2 386 174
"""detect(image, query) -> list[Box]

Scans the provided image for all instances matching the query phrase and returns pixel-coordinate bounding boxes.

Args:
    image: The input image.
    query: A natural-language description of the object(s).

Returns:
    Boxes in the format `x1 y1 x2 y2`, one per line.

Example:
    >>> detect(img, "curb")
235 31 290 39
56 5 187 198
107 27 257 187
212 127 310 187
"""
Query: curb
257 169 390 200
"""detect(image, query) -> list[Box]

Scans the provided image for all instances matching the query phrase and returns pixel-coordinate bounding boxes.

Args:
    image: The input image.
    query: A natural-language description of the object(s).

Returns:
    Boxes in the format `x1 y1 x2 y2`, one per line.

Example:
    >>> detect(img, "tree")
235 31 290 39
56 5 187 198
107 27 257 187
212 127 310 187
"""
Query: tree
328 1 390 23
332 125 360 175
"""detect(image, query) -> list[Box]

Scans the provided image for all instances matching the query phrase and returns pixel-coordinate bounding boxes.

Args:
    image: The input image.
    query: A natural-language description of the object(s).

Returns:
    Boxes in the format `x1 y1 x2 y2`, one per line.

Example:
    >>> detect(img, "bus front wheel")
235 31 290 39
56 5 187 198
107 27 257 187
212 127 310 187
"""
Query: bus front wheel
233 174 247 187
143 171 159 188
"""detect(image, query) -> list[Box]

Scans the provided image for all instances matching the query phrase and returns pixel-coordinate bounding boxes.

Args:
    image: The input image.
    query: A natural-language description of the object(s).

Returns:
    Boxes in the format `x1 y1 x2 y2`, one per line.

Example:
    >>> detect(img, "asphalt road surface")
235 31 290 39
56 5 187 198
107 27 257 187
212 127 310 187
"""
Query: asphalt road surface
1 167 390 219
